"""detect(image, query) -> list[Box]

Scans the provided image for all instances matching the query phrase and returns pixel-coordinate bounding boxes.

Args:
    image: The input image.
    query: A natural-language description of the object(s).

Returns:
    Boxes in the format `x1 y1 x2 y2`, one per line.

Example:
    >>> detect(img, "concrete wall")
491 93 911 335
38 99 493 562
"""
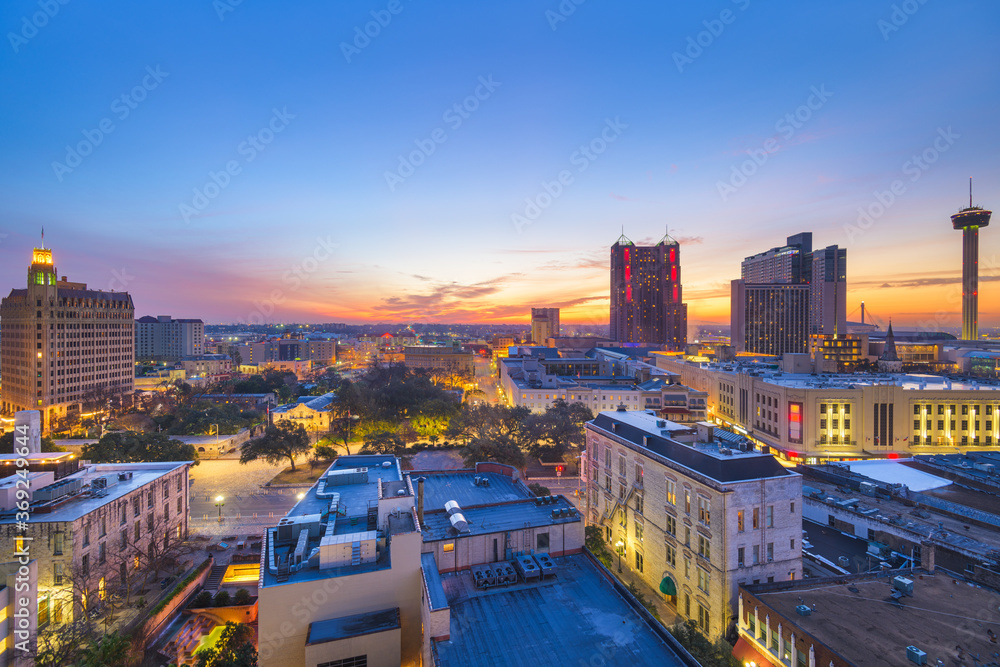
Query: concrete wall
303 626 401 667
257 531 423 667
425 520 584 573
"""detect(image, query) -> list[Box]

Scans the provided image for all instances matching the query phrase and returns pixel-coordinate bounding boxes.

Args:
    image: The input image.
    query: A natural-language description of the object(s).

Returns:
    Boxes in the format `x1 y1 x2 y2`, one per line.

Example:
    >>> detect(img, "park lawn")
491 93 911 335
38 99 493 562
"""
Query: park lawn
269 464 329 486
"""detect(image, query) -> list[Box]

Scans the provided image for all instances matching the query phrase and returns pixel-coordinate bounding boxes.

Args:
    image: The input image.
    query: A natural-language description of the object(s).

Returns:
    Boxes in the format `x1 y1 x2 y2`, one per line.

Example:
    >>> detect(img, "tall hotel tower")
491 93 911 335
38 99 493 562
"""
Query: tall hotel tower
951 179 992 340
610 232 687 349
1 245 135 432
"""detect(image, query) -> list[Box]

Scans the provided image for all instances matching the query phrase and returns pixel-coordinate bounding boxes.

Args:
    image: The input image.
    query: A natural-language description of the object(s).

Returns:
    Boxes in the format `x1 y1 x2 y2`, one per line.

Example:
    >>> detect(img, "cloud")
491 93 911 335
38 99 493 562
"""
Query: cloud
674 235 703 245
609 192 630 201
374 275 519 318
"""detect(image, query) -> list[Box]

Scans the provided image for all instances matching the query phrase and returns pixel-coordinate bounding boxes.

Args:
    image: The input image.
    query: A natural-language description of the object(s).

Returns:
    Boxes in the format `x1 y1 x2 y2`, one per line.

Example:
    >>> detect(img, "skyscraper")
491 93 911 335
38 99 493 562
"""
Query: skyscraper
135 315 205 361
951 180 992 341
0 246 135 431
731 233 846 355
610 232 687 349
530 308 560 345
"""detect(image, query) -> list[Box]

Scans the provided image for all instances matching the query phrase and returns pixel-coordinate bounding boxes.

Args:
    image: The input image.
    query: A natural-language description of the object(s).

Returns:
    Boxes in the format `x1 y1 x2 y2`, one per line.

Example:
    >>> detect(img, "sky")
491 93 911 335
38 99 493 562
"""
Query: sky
1 0 998 329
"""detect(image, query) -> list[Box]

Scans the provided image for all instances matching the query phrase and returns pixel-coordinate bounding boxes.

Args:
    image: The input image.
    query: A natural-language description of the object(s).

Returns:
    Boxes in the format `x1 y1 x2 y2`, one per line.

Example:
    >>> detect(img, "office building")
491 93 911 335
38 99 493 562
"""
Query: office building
655 355 1000 460
236 335 337 367
951 180 992 340
402 344 474 378
0 459 190 627
135 315 205 361
610 232 687 350
0 246 135 432
530 308 560 345
584 410 802 640
732 233 846 355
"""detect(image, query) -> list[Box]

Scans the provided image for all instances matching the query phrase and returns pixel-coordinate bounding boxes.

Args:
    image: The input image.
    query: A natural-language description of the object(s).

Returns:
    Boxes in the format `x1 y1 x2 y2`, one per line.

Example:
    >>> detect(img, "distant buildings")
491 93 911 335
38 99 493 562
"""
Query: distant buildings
402 344 474 379
235 334 336 368
530 308 560 345
0 458 190 627
0 246 135 432
271 392 336 432
135 315 204 361
732 233 846 355
610 233 687 350
656 355 1000 460
584 410 802 640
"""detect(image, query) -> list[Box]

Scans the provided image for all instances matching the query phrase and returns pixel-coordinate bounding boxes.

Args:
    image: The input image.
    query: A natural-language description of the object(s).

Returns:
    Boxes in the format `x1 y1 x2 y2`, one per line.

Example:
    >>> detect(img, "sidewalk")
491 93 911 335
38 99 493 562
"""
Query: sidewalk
608 556 680 629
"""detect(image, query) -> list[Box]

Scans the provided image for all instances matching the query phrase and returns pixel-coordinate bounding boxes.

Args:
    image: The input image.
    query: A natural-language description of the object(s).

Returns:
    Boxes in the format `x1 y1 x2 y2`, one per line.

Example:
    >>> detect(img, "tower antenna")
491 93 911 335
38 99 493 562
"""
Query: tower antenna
970 177 973 208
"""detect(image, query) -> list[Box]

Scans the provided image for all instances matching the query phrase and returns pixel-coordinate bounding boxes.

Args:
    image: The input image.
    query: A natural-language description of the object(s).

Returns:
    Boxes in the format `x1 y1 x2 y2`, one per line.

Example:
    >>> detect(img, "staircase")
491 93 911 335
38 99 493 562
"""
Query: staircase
204 563 228 591
275 556 290 583
351 542 361 566
367 503 378 531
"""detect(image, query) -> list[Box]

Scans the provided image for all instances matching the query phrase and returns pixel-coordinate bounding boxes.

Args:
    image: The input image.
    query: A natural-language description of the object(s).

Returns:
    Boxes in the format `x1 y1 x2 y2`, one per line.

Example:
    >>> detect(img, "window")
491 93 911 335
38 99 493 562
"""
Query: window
121 529 128 549
54 562 64 586
134 498 140 517
635 462 642 484
81 554 89 576
697 603 710 632
177 475 183 492
698 567 709 592
790 538 796 550
635 551 644 572
665 514 676 536
767 542 774 562
443 542 454 553
665 544 676 567
135 521 141 541
684 556 691 579
618 454 626 477
318 657 368 667
914 404 920 415
635 495 644 514
698 496 710 526
120 505 127 526
82 525 90 547
53 532 64 556
177 497 183 514
737 510 745 532
635 523 643 543
604 448 611 468
537 533 550 550
752 508 760 530
684 490 691 514
684 527 691 546
766 505 774 528
98 542 106 564
753 545 760 565
738 547 745 567
665 479 676 505
697 535 710 561
790 501 795 514
845 419 851 429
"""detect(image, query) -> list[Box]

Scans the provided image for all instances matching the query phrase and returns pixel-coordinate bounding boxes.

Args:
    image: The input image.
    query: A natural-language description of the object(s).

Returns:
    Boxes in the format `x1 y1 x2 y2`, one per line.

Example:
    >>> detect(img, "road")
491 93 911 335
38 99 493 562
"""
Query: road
188 455 308 539
472 355 500 404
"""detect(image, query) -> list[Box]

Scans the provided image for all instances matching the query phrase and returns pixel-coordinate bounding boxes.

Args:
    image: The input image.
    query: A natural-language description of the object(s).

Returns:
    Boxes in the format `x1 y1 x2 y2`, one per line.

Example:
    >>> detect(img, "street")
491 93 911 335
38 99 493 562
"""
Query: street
472 355 500 404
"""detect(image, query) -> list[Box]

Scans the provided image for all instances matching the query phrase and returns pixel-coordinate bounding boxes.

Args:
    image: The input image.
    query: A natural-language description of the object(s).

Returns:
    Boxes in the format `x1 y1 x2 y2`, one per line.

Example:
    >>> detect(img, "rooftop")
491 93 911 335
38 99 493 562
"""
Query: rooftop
434 553 693 667
286 455 402 520
414 470 530 512
589 411 793 483
306 607 400 645
747 570 1000 666
272 391 336 414
420 496 581 543
0 462 189 523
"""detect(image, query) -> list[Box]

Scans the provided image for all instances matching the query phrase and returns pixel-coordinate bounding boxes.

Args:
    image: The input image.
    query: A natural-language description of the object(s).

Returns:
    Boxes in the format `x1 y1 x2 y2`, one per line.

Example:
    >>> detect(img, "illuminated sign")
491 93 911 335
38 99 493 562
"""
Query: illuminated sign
788 402 803 444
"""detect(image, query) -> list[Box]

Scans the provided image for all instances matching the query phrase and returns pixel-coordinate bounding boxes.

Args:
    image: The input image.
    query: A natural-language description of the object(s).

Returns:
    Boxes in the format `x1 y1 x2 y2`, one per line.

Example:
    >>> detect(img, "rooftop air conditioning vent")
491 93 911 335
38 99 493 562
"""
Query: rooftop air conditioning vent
795 605 811 616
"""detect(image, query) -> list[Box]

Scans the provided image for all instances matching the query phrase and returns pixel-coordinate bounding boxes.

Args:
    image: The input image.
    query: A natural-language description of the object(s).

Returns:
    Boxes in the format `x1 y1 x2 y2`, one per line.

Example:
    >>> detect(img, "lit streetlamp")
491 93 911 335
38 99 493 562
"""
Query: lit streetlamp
615 540 624 573
215 495 225 523
297 492 306 501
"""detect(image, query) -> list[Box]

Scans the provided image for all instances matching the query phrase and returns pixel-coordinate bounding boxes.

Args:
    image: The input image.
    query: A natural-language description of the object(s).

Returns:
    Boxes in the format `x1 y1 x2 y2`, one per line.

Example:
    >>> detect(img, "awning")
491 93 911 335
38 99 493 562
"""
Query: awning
658 576 677 596
732 636 776 667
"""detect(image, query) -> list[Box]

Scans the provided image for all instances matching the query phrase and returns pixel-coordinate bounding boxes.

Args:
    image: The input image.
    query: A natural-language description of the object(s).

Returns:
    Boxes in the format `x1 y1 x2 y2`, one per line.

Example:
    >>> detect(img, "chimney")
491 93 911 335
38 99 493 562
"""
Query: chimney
416 477 426 525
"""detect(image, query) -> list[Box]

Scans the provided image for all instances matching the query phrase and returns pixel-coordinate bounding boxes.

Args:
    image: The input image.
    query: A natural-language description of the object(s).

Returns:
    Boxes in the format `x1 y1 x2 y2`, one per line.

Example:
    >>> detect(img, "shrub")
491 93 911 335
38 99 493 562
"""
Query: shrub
191 591 214 608
233 589 252 605
528 482 550 497
213 591 232 607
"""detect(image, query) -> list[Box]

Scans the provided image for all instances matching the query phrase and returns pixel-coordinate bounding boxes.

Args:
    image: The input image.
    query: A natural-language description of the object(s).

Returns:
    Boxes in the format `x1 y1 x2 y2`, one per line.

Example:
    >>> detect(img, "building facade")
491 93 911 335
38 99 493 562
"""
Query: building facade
135 315 205 361
530 308 560 345
610 233 687 350
1 247 135 432
656 356 1000 461
584 411 802 640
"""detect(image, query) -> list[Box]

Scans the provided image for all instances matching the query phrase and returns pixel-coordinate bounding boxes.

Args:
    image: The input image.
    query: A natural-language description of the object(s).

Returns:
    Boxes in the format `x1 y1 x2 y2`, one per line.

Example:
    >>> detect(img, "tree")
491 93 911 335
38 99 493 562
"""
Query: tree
240 422 311 471
227 345 243 368
82 431 199 464
668 620 740 667
73 631 130 667
0 431 62 453
361 431 405 455
313 444 337 461
233 588 252 605
527 482 550 497
194 622 258 667
532 399 593 457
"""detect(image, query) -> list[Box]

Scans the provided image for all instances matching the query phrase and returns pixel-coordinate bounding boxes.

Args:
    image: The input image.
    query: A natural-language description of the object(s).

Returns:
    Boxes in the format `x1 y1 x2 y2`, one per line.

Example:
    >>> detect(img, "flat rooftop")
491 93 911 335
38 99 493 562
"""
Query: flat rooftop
420 496 581 543
413 470 530 512
751 571 1000 666
307 607 400 645
434 554 691 667
0 462 189 524
286 455 401 519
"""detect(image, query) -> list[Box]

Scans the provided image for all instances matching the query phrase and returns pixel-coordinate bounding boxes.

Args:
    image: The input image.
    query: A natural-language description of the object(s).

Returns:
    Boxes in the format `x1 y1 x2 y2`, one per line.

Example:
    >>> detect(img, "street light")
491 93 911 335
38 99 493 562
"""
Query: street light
615 540 624 573
215 495 225 523
210 424 219 443
297 492 306 501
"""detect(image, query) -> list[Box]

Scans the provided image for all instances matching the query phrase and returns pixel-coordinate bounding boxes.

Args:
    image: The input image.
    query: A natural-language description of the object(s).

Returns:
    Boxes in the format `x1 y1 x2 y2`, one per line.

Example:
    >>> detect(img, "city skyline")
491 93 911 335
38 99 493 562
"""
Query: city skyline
1 1 998 328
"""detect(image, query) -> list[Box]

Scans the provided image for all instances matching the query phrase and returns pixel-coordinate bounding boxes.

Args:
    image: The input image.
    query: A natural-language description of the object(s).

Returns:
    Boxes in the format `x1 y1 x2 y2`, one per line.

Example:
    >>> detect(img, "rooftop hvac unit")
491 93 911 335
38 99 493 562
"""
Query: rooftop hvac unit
382 461 391 468
893 576 913 596
118 472 133 481
795 605 812 616
444 500 463 516
449 513 468 532
906 646 927 665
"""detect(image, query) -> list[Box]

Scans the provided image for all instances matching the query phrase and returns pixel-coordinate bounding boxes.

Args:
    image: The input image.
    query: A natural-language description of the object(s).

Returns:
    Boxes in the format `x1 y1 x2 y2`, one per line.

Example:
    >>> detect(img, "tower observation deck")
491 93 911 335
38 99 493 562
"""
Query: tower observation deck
951 179 992 341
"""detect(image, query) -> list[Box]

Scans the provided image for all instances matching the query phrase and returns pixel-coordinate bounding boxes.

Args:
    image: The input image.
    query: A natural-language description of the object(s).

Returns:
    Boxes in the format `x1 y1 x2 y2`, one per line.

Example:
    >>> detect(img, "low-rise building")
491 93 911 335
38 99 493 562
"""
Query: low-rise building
0 460 190 628
271 392 335 432
656 356 1000 461
584 410 802 640
178 354 232 377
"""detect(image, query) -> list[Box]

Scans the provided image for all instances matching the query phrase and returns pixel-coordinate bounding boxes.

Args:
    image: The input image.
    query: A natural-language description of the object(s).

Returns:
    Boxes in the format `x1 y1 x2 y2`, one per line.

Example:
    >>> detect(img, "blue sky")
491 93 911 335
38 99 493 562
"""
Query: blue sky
1 0 998 328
